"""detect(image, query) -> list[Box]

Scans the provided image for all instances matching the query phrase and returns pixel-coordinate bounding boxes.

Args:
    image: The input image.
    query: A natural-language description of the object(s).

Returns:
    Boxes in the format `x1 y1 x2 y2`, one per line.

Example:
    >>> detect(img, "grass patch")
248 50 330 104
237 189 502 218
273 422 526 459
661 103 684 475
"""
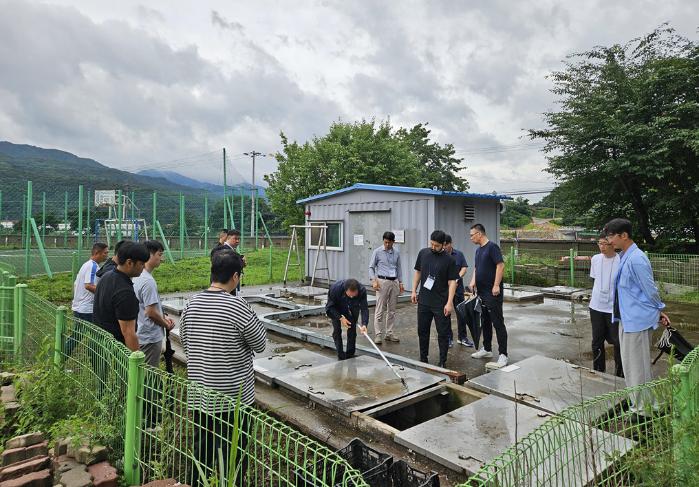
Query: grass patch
22 247 305 305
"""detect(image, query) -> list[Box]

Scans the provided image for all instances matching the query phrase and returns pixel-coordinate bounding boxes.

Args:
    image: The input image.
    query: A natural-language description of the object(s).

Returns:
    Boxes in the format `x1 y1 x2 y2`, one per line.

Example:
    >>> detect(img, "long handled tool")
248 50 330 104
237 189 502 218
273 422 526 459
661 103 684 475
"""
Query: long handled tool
357 325 409 391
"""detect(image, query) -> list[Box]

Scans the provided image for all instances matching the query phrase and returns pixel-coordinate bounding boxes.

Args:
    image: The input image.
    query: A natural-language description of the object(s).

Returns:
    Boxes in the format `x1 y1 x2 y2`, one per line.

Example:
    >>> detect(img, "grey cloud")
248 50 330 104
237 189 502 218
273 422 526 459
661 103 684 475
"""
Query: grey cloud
211 10 244 33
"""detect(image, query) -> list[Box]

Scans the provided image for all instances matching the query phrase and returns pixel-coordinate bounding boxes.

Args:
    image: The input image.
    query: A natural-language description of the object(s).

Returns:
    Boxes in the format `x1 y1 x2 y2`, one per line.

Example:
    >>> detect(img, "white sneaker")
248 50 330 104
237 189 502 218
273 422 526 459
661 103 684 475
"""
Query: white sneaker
471 348 493 359
488 354 509 369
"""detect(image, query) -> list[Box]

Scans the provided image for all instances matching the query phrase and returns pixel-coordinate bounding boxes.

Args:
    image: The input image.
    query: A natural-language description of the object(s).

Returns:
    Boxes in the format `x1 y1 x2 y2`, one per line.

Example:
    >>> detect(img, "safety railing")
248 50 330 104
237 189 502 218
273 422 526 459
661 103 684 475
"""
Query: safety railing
1 281 368 487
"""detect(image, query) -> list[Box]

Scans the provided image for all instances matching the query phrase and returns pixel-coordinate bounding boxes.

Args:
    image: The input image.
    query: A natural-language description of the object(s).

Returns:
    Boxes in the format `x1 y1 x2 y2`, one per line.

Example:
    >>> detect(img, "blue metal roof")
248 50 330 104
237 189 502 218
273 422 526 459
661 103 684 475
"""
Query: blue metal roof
296 183 512 204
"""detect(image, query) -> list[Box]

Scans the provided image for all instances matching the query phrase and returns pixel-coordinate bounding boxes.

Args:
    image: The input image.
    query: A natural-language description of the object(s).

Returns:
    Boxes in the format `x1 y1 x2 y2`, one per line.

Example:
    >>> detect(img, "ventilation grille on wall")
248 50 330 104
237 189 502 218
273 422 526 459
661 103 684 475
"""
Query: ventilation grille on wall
464 204 476 221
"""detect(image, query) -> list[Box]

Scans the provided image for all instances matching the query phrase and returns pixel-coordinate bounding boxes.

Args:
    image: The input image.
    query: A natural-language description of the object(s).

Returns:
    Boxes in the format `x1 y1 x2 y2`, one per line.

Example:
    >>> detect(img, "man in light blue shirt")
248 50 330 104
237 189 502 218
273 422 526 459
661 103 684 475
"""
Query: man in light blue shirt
605 218 670 404
369 231 404 344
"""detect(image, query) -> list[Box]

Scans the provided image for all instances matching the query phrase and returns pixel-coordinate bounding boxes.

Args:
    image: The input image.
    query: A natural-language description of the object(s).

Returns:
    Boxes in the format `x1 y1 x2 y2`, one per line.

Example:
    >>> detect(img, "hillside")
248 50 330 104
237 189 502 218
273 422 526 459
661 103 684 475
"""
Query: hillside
138 169 267 199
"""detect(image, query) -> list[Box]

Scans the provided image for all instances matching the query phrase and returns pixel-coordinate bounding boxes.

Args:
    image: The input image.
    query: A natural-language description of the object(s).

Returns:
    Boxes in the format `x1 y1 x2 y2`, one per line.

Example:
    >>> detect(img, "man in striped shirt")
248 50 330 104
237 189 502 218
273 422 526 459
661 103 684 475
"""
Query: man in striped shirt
180 251 266 483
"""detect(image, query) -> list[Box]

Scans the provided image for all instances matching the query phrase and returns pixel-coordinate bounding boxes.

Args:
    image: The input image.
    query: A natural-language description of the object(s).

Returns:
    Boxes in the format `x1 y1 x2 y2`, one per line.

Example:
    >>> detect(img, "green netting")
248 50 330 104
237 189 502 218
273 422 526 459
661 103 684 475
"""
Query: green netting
2 286 368 487
459 348 699 486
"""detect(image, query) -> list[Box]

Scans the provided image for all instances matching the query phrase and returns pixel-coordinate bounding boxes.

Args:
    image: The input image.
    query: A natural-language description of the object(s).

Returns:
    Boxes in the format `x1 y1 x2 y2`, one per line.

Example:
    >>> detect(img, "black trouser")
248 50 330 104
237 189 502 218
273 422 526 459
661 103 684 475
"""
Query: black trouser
589 308 623 377
417 303 451 365
480 294 508 356
446 294 467 341
65 311 92 356
331 313 358 360
193 409 249 486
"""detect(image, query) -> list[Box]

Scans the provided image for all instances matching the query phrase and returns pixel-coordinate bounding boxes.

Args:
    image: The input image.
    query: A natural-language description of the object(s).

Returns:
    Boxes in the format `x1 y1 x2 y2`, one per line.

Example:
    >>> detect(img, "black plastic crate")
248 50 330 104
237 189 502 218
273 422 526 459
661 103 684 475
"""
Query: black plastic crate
295 438 392 487
389 460 439 487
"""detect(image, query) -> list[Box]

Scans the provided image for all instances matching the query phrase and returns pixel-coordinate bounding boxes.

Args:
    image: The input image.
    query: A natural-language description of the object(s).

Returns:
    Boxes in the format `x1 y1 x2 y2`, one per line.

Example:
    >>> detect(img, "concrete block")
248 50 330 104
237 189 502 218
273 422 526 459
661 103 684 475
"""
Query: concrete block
52 456 82 475
1 449 26 469
0 456 50 482
52 439 70 458
1 403 20 420
0 373 14 386
0 469 52 487
0 386 16 403
86 463 116 487
6 434 45 451
24 443 47 460
75 447 106 467
58 467 92 487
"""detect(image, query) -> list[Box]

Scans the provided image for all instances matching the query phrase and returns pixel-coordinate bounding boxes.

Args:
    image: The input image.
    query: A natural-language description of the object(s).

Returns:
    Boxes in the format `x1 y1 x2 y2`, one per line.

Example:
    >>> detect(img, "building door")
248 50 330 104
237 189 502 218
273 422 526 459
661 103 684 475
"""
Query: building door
348 211 391 285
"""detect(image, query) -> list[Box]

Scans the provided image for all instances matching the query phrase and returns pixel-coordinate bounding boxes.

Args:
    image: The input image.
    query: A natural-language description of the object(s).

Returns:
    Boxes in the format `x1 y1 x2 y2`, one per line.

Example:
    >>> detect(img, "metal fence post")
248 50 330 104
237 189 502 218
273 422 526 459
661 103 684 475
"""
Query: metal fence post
24 181 33 276
123 351 145 486
116 189 123 242
569 248 574 287
510 246 515 285
54 306 66 367
179 193 185 260
78 185 84 260
203 194 208 257
13 284 27 358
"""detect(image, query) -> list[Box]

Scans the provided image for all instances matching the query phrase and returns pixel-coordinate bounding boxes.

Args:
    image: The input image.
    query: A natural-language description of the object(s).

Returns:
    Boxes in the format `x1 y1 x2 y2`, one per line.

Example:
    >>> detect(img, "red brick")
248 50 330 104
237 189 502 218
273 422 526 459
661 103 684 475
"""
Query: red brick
5 434 44 451
22 443 47 460
87 462 116 487
0 469 52 487
1 449 26 468
0 457 50 482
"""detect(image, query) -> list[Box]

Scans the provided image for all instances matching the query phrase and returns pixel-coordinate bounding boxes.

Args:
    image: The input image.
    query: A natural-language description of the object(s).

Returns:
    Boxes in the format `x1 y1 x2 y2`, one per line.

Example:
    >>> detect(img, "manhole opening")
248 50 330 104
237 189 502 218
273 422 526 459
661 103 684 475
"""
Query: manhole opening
371 386 480 431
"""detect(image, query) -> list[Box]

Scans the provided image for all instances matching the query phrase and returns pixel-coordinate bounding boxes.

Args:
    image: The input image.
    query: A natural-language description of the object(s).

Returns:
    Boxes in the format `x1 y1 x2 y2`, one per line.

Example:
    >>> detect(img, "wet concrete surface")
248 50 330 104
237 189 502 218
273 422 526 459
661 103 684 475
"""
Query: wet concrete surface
281 297 699 381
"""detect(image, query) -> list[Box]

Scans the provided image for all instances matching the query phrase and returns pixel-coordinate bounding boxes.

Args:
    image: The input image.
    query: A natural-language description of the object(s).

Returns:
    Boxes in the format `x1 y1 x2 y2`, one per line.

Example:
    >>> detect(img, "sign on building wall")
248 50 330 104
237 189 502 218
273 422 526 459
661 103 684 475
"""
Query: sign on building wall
392 229 405 243
353 234 364 246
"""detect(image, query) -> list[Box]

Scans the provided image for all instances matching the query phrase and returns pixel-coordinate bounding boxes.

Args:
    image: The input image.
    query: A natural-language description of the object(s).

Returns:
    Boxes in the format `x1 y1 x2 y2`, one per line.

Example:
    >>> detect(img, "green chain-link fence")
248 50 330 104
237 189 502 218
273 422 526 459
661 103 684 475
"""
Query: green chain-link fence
501 246 699 293
0 277 368 487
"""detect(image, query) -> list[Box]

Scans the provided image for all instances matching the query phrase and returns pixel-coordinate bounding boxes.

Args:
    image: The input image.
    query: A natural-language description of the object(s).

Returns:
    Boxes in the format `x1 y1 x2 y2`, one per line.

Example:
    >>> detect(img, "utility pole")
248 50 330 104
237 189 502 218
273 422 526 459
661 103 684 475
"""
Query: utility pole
244 150 265 245
222 148 228 230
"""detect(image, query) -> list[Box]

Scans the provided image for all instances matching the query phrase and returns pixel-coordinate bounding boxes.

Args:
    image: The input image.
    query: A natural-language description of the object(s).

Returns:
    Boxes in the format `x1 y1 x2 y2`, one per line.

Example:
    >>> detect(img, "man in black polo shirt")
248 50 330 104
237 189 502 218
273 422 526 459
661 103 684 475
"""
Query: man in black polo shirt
93 241 149 352
411 230 459 368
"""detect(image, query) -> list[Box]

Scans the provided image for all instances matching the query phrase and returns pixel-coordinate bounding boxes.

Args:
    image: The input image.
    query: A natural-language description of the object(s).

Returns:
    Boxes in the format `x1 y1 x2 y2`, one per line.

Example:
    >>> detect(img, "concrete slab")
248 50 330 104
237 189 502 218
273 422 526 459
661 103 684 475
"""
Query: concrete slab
501 289 544 303
395 394 635 484
161 296 189 315
395 395 550 473
541 285 585 298
253 349 335 386
467 355 624 414
285 286 329 298
275 355 444 415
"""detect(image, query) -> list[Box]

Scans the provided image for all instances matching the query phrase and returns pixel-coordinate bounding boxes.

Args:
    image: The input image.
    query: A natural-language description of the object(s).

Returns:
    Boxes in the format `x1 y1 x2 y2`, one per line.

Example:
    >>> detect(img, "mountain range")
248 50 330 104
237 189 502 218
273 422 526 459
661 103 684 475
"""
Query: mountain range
137 169 266 199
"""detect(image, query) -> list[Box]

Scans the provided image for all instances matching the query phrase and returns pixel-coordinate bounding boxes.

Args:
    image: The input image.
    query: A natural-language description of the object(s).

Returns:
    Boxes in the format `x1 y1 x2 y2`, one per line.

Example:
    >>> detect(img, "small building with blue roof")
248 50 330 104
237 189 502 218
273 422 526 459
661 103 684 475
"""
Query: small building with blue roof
296 183 511 286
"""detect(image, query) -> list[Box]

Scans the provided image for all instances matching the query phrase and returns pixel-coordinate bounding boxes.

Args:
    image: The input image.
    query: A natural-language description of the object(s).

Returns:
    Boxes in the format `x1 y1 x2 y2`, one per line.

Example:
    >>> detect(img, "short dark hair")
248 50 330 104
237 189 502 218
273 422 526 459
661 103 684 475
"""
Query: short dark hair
227 229 241 237
444 234 453 244
382 231 395 242
144 240 165 254
211 250 242 284
220 228 228 234
117 241 150 265
604 218 633 239
91 242 108 254
344 278 360 292
597 233 608 240
113 239 127 253
430 230 447 244
470 223 486 234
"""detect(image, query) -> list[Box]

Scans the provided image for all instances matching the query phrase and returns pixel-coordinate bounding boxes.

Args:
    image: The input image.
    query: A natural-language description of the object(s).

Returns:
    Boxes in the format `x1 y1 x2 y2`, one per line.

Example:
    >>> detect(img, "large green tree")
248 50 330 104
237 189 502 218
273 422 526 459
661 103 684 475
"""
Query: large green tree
265 120 468 230
530 27 699 248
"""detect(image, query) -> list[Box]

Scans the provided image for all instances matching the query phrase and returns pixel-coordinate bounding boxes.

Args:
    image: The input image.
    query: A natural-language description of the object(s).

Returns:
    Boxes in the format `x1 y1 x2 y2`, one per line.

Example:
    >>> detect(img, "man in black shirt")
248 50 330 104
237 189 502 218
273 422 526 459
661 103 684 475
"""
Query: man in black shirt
411 230 459 368
96 240 126 278
325 279 369 360
93 241 149 352
468 223 508 368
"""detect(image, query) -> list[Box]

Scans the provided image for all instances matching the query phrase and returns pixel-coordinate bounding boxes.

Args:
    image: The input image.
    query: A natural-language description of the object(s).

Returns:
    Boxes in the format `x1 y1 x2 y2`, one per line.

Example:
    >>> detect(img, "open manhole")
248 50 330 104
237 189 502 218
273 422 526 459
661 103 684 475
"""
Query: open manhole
366 384 482 431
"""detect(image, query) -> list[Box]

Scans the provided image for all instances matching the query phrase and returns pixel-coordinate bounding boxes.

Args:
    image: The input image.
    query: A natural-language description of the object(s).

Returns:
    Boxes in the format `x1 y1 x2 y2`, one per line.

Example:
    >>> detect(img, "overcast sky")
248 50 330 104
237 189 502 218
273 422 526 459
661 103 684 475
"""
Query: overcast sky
1 1 697 199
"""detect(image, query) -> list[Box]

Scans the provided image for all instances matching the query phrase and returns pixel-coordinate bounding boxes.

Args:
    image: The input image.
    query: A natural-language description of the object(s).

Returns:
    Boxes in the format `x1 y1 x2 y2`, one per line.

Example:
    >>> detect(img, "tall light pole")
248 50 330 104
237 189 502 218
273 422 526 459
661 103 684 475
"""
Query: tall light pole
244 151 265 243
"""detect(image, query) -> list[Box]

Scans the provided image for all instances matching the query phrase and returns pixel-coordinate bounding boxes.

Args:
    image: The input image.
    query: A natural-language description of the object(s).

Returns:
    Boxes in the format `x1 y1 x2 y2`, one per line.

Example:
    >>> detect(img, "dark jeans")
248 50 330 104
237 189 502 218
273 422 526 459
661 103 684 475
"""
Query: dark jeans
447 295 467 341
65 311 92 356
480 294 508 356
331 317 357 360
193 409 249 486
417 303 451 365
589 308 623 377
